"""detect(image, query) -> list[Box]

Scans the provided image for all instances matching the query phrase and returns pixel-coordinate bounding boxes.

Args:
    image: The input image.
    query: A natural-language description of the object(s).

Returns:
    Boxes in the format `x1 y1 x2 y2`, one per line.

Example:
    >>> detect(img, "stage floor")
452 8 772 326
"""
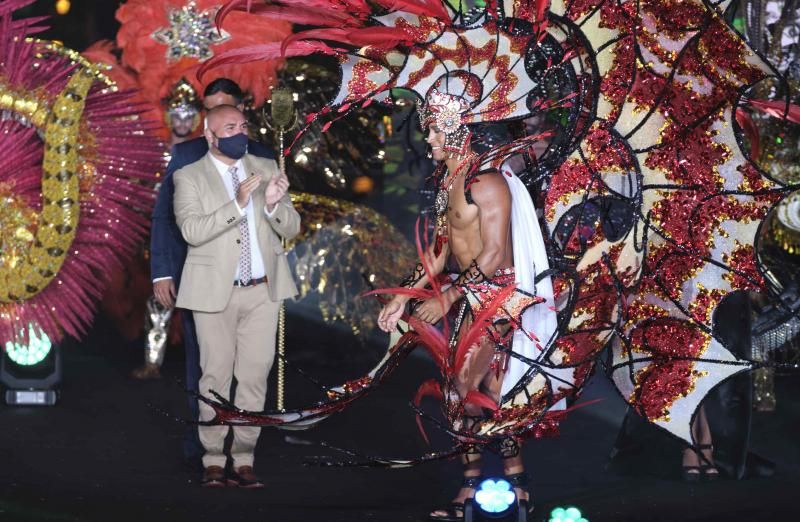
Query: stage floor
1 313 798 522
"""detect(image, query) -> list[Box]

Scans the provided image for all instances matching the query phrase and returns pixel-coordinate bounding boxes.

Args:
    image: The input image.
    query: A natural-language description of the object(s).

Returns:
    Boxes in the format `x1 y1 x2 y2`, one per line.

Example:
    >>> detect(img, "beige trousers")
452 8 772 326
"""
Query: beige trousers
193 284 279 469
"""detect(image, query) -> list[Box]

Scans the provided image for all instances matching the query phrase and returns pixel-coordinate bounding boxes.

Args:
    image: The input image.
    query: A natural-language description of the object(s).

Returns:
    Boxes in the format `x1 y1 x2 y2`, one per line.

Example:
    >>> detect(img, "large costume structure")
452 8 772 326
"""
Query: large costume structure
0 0 164 347
194 0 793 466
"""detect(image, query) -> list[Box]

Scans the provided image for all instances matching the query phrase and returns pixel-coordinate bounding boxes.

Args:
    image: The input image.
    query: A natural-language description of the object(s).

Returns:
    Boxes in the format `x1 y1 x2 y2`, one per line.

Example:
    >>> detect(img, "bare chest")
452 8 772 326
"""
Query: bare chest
445 183 479 231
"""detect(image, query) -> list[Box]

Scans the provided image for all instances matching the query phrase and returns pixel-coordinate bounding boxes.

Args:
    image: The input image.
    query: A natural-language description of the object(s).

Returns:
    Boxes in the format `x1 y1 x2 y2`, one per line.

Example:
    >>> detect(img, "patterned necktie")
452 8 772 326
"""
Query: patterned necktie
228 165 252 283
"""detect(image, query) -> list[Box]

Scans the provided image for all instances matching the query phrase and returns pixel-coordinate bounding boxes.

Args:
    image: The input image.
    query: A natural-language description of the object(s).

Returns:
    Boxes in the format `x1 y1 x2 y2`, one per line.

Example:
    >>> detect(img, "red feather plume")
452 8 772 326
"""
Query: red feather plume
454 283 518 374
413 378 443 445
373 0 451 22
198 41 338 81
463 390 499 411
407 316 449 371
746 98 800 125
734 107 761 159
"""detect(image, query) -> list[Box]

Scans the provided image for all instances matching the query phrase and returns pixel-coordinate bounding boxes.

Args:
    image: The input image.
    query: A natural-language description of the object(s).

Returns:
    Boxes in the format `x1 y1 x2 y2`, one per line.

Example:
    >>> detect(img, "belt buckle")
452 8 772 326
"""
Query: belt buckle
234 279 248 287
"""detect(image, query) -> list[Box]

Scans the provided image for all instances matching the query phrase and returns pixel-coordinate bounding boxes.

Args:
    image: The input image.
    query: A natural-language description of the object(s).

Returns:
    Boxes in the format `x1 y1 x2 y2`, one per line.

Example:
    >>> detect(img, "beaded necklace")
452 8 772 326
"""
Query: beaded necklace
434 153 477 221
434 153 477 254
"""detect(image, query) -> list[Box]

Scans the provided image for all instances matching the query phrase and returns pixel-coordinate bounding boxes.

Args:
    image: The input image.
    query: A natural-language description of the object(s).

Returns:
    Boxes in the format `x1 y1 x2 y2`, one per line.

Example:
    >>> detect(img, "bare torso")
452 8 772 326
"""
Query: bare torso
446 172 514 272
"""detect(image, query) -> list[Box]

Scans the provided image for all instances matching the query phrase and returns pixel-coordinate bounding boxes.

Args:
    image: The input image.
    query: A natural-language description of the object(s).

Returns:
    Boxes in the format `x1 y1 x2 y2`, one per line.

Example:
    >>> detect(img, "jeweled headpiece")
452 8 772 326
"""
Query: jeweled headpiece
163 78 201 130
419 88 472 156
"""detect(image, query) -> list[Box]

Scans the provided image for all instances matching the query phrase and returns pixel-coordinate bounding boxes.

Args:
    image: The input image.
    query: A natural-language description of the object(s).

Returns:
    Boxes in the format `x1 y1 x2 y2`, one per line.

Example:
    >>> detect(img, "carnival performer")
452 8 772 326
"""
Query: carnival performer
189 0 790 516
165 79 203 147
379 88 558 519
173 105 300 488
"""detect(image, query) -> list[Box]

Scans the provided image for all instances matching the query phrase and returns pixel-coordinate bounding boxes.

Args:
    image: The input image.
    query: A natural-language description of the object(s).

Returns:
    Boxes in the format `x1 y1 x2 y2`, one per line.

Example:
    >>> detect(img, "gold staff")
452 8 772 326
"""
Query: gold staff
266 87 297 411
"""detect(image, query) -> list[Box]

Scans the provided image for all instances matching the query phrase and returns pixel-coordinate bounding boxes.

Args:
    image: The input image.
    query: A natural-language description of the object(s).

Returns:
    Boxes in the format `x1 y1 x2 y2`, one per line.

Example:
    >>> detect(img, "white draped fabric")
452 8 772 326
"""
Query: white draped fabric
499 167 562 405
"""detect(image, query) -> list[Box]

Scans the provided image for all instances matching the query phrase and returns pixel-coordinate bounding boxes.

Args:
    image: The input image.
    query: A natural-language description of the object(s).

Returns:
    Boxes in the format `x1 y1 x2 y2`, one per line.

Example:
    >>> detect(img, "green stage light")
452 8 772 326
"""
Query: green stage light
5 325 52 366
549 506 589 522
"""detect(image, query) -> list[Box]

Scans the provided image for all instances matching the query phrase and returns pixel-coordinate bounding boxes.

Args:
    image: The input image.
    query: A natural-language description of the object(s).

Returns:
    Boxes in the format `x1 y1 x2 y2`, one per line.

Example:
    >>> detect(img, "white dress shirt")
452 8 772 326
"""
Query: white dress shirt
208 153 266 281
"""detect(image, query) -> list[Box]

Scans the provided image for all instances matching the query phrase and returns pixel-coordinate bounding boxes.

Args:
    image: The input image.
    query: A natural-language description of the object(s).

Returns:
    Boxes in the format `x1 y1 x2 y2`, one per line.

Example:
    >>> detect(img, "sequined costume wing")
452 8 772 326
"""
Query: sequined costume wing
204 0 555 126
0 0 165 344
544 0 785 444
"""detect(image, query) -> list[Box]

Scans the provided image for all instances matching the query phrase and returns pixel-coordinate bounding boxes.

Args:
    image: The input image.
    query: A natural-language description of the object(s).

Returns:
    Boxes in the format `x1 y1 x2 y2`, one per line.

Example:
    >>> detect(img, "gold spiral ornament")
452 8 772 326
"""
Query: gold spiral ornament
0 8 165 346
0 68 93 303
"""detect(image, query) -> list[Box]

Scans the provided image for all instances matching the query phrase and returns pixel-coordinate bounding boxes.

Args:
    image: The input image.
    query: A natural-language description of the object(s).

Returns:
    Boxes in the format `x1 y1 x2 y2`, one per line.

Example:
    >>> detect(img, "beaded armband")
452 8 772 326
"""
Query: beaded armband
453 259 488 291
399 262 426 288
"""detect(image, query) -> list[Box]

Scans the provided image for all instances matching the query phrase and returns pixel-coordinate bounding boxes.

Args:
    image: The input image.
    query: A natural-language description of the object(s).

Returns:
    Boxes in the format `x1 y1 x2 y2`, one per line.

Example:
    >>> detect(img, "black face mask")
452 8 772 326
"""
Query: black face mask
214 132 248 159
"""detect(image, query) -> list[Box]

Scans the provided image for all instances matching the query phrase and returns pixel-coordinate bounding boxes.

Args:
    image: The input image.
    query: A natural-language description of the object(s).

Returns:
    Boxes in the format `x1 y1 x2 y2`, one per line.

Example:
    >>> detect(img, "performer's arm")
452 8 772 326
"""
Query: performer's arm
452 172 512 288
174 168 244 246
400 235 450 290
377 228 449 333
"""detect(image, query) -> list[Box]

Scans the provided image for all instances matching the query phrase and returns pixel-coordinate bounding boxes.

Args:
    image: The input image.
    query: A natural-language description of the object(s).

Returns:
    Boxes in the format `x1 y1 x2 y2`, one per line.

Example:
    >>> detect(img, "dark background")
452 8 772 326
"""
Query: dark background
17 0 120 51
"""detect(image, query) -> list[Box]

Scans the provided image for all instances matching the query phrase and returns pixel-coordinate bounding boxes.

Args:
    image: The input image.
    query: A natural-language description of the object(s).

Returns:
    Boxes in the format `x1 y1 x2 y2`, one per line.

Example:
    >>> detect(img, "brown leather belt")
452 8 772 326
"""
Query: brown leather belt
233 277 267 287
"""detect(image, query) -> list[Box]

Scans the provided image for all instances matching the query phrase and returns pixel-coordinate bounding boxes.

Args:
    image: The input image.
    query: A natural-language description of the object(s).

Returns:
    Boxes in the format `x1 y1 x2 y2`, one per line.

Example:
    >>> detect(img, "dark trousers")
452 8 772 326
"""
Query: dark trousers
181 309 203 463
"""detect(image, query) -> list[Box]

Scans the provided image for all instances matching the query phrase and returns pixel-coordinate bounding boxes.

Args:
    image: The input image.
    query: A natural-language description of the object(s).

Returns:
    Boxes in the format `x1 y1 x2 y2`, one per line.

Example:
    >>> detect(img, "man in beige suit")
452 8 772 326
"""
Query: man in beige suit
173 105 300 488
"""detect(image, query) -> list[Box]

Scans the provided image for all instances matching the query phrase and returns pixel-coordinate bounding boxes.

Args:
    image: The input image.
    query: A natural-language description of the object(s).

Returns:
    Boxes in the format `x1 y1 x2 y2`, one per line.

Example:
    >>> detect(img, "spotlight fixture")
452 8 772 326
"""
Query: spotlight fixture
464 478 526 522
1 324 61 406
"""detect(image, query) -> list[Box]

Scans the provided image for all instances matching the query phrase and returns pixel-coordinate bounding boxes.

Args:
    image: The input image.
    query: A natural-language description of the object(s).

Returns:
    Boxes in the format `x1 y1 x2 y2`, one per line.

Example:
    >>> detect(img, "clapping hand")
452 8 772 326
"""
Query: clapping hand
265 170 290 213
236 174 262 208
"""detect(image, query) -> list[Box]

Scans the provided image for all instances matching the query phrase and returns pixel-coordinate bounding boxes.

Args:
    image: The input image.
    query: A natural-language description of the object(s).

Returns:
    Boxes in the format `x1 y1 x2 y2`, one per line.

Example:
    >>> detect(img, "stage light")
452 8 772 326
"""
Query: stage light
352 175 374 194
1 323 61 406
549 506 589 522
465 478 525 521
55 0 70 16
5 325 52 366
475 479 516 514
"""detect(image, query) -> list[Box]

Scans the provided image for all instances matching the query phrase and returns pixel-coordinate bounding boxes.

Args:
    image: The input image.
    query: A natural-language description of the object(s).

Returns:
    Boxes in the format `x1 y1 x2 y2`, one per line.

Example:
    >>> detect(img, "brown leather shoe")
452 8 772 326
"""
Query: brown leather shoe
131 362 162 380
200 465 226 488
227 465 264 489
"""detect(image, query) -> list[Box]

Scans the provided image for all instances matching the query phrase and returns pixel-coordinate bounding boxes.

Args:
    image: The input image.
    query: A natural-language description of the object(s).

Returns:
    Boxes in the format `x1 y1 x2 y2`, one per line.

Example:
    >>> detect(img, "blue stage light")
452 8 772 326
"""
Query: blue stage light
474 479 516 514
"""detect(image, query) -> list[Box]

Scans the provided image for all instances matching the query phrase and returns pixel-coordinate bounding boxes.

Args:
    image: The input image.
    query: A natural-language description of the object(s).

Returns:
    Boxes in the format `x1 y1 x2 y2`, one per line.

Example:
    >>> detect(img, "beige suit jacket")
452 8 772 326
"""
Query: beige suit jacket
173 153 300 312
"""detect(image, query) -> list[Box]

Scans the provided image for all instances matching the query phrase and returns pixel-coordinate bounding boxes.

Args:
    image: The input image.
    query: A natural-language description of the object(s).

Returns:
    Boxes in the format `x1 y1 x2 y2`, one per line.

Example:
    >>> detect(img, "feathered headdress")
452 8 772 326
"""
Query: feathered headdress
82 40 165 135
163 77 202 131
116 0 292 107
418 88 472 155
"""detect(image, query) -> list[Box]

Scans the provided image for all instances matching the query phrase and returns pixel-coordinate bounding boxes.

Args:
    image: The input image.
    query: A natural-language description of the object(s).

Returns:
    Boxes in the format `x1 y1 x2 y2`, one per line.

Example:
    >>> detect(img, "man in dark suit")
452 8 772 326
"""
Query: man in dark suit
149 78 275 468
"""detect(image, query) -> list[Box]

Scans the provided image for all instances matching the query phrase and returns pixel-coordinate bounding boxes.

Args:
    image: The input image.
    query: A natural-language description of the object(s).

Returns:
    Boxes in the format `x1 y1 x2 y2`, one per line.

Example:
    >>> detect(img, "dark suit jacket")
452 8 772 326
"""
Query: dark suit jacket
149 137 275 284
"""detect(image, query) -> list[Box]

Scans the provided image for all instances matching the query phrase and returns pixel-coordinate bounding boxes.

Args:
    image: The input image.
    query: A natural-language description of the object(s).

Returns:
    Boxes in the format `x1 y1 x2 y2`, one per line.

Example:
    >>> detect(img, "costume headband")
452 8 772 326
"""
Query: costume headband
419 88 472 156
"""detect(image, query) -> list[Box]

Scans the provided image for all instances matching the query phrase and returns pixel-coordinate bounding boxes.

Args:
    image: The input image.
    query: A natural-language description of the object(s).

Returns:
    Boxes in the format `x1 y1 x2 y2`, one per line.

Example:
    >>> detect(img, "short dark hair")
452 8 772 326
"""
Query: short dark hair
203 78 244 104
